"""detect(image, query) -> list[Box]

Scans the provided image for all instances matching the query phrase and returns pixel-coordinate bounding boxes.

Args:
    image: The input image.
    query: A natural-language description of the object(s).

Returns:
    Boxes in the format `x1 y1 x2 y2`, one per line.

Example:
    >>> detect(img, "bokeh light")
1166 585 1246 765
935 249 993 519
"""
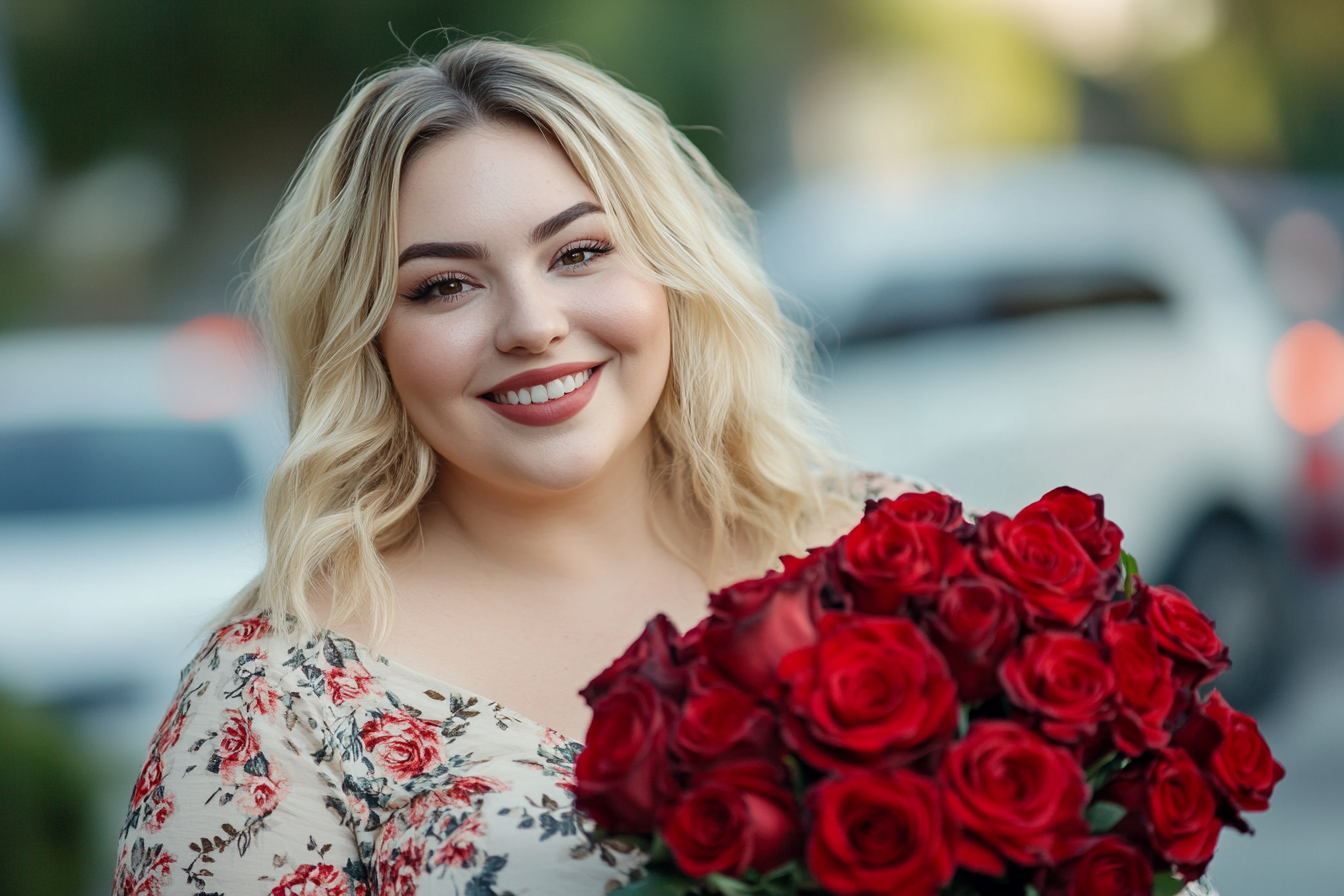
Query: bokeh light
159 314 266 421
1269 320 1344 435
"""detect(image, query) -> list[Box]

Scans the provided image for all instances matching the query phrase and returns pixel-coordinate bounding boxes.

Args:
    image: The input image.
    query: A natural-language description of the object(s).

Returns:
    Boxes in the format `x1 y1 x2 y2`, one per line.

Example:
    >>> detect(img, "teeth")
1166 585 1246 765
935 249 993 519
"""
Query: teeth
494 368 594 406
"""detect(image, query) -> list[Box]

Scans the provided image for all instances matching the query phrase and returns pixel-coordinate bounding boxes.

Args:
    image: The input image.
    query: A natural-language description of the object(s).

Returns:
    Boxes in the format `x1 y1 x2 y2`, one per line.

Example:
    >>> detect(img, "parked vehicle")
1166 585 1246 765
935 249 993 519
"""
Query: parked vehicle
759 148 1298 709
0 317 284 764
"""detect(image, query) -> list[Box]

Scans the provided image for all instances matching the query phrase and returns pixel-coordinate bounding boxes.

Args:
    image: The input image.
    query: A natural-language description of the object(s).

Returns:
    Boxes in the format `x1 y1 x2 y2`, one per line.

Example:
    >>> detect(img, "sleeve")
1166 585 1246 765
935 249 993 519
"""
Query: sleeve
851 470 936 503
112 618 370 896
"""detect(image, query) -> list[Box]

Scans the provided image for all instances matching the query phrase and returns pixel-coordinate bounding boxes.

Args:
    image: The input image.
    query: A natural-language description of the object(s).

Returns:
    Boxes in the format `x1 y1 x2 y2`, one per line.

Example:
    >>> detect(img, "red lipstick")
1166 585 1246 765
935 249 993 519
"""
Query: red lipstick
481 363 603 427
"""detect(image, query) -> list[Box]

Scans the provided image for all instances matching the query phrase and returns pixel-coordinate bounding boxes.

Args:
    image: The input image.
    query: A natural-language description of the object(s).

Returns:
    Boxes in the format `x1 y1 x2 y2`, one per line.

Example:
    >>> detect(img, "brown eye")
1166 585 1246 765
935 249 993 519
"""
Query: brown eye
432 279 464 297
559 248 589 266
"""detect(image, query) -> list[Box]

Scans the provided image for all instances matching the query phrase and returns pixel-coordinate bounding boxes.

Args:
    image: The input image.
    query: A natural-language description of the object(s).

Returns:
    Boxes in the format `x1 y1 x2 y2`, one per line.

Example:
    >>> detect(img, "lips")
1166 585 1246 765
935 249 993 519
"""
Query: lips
480 362 603 427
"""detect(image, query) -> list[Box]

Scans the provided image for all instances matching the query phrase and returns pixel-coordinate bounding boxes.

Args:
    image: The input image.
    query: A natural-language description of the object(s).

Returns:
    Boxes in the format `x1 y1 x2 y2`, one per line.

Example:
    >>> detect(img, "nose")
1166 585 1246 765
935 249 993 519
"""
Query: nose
494 271 569 354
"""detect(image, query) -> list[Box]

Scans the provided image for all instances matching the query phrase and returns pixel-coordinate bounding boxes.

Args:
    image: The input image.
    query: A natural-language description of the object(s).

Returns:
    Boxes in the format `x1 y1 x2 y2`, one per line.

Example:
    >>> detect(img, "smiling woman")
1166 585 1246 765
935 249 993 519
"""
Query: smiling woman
110 38 892 896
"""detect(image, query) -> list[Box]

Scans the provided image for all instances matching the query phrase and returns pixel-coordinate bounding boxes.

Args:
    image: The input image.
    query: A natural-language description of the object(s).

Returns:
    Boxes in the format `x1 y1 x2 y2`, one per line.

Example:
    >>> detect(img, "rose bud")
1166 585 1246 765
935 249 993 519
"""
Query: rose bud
1144 747 1223 877
672 667 779 767
701 562 826 695
975 510 1112 628
1025 487 1124 571
581 614 689 706
877 490 971 535
574 676 679 832
939 720 1091 875
1054 836 1153 896
925 575 1020 703
807 769 957 896
1136 583 1231 688
659 760 801 878
1103 620 1175 756
1203 690 1284 812
779 614 958 772
837 502 968 614
1000 632 1117 744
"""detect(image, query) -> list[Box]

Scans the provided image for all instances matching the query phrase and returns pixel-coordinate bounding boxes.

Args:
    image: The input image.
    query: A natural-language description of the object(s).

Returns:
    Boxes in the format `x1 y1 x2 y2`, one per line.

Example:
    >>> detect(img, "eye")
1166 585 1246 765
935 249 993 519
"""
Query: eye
404 274 477 303
553 240 613 270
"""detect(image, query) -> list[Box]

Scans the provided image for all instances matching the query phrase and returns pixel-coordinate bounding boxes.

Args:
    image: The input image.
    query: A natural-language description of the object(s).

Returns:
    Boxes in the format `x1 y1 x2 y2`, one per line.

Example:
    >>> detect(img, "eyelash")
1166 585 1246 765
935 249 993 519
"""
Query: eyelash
401 239 615 304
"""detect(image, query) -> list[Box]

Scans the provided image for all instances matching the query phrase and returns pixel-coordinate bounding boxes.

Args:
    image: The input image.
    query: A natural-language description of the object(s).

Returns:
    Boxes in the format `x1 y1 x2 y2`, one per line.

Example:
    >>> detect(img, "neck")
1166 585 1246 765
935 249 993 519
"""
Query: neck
418 427 678 581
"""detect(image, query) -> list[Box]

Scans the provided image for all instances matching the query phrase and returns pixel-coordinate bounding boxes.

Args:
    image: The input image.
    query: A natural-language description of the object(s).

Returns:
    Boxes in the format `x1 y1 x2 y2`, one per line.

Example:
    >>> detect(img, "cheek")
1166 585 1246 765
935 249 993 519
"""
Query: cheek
379 312 479 415
586 276 671 376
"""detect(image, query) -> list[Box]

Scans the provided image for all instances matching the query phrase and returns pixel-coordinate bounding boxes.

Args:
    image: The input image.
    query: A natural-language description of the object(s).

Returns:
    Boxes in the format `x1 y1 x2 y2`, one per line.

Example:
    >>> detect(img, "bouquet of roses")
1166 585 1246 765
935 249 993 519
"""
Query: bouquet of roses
574 488 1284 896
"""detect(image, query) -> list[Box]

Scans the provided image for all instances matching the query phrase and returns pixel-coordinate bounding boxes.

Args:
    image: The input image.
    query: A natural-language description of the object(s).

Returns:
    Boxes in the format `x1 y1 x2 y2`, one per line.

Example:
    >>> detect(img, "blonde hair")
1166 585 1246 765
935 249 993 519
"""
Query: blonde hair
224 38 847 642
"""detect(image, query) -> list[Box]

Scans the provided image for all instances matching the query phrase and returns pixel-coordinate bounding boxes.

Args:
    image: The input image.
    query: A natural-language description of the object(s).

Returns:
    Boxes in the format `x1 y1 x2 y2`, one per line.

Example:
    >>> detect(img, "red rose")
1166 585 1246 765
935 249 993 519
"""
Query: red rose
243 676 283 717
1059 836 1152 896
1138 584 1230 687
779 614 958 771
326 662 378 705
701 566 823 695
807 769 957 896
975 510 1111 627
131 755 163 807
112 840 175 896
660 760 801 878
1145 747 1222 875
272 862 362 896
377 835 429 896
574 675 679 832
939 720 1091 875
220 615 271 647
838 503 967 614
233 760 291 817
1103 620 1174 756
1000 632 1116 743
1026 487 1124 570
218 708 261 764
672 668 778 767
879 490 970 533
1203 690 1284 812
582 614 690 705
925 576 1020 703
359 711 445 781
141 790 175 834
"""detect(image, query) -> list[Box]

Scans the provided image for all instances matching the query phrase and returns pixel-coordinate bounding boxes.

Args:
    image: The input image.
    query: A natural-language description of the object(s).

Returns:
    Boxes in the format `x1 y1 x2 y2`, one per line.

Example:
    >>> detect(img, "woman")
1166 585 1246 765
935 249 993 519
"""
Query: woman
112 38 907 895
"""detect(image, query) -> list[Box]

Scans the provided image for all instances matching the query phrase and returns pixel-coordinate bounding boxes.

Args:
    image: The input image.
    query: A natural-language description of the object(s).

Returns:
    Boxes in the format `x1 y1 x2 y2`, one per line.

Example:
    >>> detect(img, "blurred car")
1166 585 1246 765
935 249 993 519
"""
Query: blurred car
760 148 1298 709
0 317 285 758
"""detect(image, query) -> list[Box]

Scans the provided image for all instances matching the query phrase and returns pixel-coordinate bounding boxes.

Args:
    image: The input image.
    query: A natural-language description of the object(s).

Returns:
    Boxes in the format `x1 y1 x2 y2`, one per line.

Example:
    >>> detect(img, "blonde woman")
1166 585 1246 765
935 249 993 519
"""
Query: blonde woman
112 38 908 895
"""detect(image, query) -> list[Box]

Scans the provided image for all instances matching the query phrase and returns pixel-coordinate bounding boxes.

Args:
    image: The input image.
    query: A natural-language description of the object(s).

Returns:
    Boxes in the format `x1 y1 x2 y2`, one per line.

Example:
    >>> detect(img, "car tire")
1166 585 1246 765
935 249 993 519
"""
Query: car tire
1162 511 1290 714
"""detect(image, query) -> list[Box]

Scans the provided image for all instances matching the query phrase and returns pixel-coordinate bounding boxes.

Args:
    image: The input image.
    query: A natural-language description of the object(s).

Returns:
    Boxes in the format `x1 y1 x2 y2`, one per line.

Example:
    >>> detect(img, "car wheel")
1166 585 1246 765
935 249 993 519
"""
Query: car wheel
1162 511 1290 714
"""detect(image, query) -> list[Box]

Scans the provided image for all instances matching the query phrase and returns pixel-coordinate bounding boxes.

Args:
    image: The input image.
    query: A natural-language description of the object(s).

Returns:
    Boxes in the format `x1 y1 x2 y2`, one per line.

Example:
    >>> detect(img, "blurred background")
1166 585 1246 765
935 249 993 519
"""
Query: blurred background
1 0 1342 892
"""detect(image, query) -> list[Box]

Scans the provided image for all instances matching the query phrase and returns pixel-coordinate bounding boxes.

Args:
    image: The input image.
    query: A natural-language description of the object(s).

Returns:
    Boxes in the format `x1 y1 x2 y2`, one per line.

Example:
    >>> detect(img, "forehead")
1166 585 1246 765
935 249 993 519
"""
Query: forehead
397 122 599 244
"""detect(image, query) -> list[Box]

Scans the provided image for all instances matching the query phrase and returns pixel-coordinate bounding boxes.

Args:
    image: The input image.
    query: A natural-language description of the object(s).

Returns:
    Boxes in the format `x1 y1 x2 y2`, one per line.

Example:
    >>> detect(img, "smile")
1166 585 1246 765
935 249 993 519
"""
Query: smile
479 363 603 427
489 367 593 405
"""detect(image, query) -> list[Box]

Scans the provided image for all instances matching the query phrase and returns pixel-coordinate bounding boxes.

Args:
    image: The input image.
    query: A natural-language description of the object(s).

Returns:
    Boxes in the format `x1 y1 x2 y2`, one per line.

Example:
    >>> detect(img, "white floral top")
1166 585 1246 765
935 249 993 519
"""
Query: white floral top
113 614 645 896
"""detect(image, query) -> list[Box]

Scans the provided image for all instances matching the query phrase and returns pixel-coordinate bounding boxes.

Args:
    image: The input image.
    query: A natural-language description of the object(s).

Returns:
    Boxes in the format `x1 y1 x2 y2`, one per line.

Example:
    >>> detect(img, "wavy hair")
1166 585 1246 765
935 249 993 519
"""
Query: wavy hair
224 38 848 642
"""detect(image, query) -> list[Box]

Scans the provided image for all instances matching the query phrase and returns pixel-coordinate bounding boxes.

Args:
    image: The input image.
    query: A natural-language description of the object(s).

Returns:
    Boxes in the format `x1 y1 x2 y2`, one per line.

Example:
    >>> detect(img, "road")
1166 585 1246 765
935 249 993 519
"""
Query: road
1206 571 1344 894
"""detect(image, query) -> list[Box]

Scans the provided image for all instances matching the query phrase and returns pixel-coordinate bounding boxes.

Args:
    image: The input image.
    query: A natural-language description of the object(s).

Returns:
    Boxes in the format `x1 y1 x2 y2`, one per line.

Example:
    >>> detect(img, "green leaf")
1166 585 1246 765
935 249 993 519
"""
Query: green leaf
958 703 971 739
1152 871 1186 896
1121 551 1139 598
1085 800 1127 833
704 874 754 896
1025 885 1042 896
610 870 699 896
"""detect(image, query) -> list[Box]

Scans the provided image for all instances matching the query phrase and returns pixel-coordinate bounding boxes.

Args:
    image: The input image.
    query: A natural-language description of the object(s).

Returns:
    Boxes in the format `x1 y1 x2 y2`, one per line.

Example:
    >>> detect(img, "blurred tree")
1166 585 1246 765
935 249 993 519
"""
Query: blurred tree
0 691 94 896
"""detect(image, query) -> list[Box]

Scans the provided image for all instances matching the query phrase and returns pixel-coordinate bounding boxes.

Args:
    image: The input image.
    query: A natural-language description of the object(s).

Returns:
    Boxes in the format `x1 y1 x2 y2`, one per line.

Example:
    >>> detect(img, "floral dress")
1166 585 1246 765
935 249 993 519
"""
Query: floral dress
112 614 645 895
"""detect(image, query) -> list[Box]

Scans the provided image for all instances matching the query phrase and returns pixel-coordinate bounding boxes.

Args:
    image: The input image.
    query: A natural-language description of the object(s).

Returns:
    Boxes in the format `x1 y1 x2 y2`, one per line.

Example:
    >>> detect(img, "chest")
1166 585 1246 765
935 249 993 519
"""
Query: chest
371 557 715 741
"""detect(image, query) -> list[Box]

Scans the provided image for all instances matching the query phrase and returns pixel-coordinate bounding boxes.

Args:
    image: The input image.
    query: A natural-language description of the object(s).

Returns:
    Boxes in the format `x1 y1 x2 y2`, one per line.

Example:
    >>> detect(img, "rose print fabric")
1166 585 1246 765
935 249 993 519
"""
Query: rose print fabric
113 614 644 895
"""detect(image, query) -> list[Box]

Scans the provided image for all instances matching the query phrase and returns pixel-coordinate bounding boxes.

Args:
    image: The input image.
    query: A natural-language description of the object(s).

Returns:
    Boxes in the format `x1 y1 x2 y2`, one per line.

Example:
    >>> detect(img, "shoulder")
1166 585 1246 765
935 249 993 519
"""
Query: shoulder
848 470 937 503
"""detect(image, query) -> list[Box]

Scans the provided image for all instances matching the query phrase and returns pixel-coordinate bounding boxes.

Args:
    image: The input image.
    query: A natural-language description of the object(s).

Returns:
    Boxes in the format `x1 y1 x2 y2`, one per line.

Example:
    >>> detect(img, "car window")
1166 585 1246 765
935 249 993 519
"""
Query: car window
0 424 248 514
839 270 1169 343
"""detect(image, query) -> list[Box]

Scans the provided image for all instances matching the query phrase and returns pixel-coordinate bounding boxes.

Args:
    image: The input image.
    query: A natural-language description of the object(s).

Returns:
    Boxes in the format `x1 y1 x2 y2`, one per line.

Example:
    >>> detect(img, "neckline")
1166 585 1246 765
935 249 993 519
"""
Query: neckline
321 626 585 746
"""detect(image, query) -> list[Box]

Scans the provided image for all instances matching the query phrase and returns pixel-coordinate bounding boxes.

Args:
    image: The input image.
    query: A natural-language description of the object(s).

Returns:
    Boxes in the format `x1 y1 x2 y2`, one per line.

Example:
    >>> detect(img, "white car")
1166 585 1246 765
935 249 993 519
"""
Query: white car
0 319 285 774
760 149 1298 708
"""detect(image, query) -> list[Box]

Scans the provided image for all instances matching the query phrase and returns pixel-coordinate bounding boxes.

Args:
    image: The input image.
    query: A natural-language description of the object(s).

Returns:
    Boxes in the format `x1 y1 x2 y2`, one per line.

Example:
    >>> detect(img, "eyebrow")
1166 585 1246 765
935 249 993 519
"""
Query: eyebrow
529 201 603 244
397 201 605 268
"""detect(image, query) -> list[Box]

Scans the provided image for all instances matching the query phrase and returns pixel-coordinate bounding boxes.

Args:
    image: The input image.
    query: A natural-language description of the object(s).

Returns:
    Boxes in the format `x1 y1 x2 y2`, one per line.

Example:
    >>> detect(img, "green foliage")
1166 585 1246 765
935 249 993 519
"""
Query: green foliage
1121 550 1139 598
0 691 95 896
1151 871 1187 896
1085 800 1127 834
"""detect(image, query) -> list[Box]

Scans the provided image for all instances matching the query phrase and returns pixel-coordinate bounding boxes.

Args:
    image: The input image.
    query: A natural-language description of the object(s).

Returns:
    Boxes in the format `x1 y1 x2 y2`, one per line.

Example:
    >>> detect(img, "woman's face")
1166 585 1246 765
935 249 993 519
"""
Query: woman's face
380 122 671 496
